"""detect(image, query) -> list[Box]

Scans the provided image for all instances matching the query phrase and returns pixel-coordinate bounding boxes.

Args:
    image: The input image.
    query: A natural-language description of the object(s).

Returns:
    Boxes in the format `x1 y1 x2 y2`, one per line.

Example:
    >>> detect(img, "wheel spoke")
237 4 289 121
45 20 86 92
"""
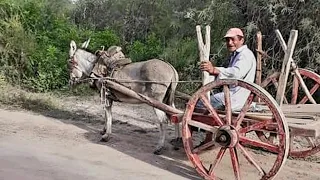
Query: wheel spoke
230 147 241 180
238 144 266 176
209 148 226 176
239 119 273 134
239 136 279 153
192 141 216 154
306 137 317 148
223 85 232 125
299 83 319 104
188 119 218 132
200 95 224 126
235 93 255 129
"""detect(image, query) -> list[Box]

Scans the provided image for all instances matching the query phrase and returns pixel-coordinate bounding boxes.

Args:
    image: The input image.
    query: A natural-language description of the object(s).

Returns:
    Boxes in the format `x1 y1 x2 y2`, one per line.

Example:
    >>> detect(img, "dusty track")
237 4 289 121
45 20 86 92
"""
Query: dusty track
0 95 319 180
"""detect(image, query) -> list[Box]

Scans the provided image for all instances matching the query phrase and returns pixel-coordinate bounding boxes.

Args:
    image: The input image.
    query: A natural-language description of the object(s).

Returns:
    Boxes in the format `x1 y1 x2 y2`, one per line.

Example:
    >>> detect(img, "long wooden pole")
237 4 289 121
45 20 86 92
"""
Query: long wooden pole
275 30 298 106
196 25 211 100
255 31 262 86
255 31 263 103
104 80 183 115
275 30 316 104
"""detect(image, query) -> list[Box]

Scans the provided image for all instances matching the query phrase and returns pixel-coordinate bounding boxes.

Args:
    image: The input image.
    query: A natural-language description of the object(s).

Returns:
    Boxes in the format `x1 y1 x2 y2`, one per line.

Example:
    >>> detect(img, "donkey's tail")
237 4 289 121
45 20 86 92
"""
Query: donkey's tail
164 62 179 108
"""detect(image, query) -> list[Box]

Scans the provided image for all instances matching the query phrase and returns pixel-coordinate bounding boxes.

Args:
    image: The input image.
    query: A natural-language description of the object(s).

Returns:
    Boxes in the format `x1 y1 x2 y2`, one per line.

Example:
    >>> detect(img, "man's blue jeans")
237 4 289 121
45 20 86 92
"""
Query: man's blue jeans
195 94 224 110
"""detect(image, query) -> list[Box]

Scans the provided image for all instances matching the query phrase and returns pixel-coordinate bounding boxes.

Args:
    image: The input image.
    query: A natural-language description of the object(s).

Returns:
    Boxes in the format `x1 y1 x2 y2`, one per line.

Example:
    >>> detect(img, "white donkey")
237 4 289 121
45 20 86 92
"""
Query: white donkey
68 40 181 154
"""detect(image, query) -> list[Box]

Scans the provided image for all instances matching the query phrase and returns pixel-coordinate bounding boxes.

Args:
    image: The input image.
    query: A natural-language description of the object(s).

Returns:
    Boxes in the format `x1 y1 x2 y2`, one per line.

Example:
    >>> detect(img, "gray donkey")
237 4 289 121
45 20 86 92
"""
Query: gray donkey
68 40 181 154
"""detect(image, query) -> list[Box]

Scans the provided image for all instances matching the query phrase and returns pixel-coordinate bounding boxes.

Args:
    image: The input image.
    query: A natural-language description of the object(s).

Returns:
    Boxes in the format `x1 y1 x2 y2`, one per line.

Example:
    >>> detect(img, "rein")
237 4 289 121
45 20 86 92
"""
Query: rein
77 77 202 84
69 49 202 84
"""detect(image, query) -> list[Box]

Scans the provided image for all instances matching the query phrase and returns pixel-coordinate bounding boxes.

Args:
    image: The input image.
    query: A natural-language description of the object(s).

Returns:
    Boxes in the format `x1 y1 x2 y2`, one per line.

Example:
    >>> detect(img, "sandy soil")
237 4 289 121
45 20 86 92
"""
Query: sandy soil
0 95 319 180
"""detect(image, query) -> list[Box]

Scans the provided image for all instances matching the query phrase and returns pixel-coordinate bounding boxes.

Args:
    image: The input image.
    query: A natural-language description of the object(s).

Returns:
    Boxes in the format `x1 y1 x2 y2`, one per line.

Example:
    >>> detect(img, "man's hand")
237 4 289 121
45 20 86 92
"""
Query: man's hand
200 61 220 75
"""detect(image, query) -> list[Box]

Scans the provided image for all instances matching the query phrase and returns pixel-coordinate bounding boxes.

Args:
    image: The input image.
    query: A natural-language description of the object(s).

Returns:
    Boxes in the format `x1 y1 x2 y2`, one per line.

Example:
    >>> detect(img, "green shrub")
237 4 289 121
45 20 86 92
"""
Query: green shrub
24 45 68 92
85 29 121 51
160 37 198 72
128 33 162 62
0 0 121 92
0 1 36 84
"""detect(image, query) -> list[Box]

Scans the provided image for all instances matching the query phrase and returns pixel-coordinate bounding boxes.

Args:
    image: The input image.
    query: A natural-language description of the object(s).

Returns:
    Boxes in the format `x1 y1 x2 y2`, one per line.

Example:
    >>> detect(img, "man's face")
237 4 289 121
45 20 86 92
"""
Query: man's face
225 36 244 52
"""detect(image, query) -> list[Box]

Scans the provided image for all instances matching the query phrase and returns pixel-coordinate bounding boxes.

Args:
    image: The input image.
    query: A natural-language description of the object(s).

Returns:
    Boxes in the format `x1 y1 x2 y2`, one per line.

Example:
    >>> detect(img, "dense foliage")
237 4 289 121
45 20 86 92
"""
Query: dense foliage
0 0 319 92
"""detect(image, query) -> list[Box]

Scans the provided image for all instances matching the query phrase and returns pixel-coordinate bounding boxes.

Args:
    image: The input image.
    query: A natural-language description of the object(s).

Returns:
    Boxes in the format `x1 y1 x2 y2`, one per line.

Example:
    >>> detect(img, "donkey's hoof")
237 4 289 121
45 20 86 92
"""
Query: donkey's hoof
100 128 106 135
153 146 166 155
89 80 96 89
170 137 183 150
100 134 111 142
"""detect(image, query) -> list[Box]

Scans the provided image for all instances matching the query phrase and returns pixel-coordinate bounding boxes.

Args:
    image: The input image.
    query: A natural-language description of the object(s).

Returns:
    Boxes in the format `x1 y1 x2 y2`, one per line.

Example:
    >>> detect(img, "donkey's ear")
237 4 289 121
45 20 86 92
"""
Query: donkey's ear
81 38 91 49
69 40 77 56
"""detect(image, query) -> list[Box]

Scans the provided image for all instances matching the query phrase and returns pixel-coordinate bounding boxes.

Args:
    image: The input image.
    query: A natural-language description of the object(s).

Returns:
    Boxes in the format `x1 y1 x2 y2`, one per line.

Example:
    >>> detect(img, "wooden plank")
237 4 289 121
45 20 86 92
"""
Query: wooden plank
216 108 319 138
287 118 320 137
239 116 319 137
275 30 298 106
255 103 320 116
285 117 316 125
231 110 319 137
248 112 317 120
241 115 319 137
229 109 318 120
281 104 320 114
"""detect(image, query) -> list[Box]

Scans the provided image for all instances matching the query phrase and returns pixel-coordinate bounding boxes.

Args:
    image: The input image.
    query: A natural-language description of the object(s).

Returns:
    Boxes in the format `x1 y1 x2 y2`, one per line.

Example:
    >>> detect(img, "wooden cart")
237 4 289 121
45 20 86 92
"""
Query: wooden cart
102 74 319 180
99 28 319 180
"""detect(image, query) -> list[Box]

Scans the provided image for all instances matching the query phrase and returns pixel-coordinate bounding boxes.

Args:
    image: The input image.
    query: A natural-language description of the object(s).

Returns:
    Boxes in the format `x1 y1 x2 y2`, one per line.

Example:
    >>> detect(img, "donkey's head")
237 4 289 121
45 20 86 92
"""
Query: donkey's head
68 39 98 85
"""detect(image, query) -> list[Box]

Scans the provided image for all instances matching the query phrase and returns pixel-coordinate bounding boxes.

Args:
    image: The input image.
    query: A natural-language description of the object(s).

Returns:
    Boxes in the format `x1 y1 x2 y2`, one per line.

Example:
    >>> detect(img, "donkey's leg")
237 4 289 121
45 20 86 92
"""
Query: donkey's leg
153 108 168 155
99 105 107 135
172 103 181 139
101 100 113 142
100 104 111 135
170 103 183 150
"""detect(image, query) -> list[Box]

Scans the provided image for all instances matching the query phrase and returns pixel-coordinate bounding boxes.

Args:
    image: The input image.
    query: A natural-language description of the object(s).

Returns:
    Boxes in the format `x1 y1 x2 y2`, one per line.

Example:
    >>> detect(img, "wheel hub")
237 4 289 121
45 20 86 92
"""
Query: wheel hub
215 125 239 148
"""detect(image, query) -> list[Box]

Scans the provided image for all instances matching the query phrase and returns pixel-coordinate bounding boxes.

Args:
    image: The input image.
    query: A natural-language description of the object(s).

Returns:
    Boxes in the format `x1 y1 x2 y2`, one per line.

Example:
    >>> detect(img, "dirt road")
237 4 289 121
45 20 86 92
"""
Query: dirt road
0 95 319 180
0 108 198 180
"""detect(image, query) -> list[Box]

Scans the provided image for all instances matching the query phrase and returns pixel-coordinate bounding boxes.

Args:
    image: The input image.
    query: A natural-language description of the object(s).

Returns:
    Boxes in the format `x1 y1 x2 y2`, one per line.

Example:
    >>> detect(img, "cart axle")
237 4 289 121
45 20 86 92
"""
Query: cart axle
215 125 239 148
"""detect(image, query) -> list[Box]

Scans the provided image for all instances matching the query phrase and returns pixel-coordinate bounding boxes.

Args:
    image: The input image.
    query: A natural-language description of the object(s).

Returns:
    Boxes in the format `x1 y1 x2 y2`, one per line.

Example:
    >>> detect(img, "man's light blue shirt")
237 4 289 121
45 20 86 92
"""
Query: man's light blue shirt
214 45 257 111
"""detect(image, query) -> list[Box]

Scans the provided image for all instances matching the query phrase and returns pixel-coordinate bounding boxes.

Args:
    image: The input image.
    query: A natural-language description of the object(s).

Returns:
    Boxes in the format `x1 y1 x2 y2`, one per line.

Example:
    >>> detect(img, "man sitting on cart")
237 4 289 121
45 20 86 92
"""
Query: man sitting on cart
197 27 257 112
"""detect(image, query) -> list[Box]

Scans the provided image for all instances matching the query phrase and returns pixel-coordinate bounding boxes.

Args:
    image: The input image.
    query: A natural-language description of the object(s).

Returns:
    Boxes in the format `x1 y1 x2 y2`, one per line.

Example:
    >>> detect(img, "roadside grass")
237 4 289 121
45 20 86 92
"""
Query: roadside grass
0 80 58 112
0 75 96 114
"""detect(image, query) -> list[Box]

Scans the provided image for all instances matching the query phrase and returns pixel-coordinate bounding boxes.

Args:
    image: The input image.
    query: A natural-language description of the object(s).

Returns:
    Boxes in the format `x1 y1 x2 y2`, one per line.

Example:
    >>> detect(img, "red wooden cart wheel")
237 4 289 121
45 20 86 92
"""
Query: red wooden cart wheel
182 79 289 180
260 68 320 158
261 68 320 104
